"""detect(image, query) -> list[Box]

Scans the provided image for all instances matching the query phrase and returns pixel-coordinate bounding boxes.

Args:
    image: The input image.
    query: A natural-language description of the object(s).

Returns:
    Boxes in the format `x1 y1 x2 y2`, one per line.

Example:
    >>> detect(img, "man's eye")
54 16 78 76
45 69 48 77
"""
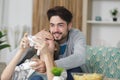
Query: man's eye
45 38 53 41
50 24 54 27
58 24 63 27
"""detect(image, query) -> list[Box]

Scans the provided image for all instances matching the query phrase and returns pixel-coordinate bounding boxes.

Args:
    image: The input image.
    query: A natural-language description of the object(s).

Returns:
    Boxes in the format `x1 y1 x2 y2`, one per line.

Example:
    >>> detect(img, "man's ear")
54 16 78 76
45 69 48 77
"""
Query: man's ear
68 22 72 30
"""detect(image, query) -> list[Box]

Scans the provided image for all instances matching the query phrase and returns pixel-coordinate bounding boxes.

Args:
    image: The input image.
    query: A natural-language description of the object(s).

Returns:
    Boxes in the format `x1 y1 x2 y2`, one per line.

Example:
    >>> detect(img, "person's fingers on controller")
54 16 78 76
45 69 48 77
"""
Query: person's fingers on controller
30 58 40 67
22 33 30 48
30 58 46 71
24 33 28 37
20 33 28 49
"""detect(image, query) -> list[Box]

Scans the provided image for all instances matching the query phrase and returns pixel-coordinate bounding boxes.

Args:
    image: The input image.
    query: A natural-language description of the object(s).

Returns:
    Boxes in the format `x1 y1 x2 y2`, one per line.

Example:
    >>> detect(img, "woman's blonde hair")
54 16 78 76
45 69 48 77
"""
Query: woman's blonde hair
54 41 59 60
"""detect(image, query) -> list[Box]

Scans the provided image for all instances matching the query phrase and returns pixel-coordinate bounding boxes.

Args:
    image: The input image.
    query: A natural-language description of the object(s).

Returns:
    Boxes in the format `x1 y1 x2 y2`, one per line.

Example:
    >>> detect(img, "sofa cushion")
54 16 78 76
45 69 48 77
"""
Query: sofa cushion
85 46 120 79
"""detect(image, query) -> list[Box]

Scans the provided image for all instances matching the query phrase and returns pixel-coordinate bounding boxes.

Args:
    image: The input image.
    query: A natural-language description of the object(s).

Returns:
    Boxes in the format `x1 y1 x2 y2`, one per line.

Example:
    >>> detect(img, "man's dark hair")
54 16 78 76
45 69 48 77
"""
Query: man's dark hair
47 6 73 24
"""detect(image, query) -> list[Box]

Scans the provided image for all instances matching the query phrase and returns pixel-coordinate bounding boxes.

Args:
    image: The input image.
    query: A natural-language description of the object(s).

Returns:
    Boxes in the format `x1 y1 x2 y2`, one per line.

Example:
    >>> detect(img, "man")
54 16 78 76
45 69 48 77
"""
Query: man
47 6 86 80
20 6 86 80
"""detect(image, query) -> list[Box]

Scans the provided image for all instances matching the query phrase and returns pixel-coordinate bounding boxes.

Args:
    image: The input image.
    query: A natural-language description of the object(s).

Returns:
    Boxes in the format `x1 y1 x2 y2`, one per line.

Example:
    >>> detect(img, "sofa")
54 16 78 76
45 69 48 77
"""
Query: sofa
82 46 120 79
0 62 6 76
1 46 120 79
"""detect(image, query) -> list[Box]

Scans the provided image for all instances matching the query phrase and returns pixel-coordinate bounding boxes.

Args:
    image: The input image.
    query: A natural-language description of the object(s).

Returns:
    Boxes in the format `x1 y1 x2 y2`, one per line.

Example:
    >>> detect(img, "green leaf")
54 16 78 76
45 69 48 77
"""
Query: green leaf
0 31 6 38
51 67 64 76
0 31 2 36
0 44 10 50
111 8 118 16
0 31 10 51
0 34 6 38
0 41 5 44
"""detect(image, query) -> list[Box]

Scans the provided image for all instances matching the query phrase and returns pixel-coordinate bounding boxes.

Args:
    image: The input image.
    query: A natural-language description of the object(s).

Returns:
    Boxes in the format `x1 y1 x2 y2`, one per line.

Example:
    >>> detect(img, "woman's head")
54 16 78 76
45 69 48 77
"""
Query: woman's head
34 30 59 56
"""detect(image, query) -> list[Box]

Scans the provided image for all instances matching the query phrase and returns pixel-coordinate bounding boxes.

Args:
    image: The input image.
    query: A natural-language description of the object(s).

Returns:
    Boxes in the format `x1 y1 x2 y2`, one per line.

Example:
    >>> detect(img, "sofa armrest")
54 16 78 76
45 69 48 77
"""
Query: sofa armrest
0 62 6 75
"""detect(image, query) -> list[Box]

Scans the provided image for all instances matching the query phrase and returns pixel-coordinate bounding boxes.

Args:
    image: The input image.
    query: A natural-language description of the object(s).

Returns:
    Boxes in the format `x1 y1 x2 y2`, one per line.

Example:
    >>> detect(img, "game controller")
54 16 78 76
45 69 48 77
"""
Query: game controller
28 35 40 56
22 61 37 70
28 35 36 47
15 60 37 71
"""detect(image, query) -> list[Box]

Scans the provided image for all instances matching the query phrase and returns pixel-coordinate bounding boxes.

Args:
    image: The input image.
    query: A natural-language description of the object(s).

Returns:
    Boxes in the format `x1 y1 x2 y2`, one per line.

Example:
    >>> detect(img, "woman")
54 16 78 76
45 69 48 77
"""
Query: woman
1 31 59 80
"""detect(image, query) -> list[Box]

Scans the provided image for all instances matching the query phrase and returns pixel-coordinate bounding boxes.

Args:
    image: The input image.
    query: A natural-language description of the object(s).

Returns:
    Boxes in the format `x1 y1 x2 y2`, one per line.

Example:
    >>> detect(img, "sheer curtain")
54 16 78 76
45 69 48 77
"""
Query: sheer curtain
0 2 31 61
5 25 31 64
0 1 32 49
7 26 31 50
0 0 4 28
32 0 83 34
0 0 7 62
0 25 31 62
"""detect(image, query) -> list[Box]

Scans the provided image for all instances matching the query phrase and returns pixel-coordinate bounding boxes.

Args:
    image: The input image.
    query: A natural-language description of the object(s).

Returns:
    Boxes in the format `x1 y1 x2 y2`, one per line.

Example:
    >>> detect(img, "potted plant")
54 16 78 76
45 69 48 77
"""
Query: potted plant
0 31 10 51
110 8 119 21
51 67 64 80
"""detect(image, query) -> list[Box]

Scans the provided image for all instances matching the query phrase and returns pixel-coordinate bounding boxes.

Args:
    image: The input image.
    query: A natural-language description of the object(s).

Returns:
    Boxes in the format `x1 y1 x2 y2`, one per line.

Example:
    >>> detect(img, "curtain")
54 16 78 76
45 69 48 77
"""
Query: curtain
32 0 83 35
0 0 4 28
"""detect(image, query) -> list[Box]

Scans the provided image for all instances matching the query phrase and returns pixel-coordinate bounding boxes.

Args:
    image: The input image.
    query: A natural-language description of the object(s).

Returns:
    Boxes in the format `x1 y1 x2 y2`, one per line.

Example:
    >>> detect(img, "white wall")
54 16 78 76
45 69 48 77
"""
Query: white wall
0 0 4 27
91 0 120 47
0 0 33 62
6 0 33 27
6 0 33 49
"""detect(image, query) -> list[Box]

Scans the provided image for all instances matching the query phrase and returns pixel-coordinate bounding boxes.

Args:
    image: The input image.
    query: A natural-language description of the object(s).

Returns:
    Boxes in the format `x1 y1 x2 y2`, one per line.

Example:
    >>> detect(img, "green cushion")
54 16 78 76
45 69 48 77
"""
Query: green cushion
86 46 120 79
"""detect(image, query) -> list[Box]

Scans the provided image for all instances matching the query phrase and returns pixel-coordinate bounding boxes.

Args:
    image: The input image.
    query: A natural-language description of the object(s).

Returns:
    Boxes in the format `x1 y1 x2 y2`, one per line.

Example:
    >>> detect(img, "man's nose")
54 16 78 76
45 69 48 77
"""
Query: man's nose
54 26 59 32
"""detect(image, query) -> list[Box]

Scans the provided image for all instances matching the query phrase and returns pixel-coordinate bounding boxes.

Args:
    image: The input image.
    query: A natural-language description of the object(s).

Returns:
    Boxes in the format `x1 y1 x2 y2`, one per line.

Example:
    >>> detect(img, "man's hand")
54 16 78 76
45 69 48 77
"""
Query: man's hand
34 29 54 41
30 58 46 73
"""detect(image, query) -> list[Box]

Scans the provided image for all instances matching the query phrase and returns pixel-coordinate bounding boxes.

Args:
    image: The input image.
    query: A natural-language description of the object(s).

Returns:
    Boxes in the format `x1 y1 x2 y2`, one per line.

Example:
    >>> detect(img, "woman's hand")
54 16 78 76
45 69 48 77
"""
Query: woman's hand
35 29 54 41
30 58 46 73
33 30 55 55
19 33 30 51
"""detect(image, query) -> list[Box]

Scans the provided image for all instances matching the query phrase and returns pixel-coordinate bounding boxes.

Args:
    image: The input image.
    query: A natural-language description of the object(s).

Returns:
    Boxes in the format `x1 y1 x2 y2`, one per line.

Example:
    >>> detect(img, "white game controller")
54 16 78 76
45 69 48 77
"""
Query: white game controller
15 60 37 71
28 35 40 56
28 35 36 47
22 61 37 70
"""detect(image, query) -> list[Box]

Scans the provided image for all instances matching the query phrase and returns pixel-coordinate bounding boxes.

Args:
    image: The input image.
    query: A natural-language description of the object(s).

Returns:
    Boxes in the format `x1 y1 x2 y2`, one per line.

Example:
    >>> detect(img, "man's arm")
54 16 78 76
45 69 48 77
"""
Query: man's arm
55 31 86 70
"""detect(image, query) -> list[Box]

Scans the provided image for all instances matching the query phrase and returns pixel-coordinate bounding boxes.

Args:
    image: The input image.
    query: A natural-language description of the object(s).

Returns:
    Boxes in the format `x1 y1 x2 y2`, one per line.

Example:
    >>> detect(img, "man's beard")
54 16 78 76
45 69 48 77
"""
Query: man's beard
54 35 68 43
52 32 62 40
52 31 69 43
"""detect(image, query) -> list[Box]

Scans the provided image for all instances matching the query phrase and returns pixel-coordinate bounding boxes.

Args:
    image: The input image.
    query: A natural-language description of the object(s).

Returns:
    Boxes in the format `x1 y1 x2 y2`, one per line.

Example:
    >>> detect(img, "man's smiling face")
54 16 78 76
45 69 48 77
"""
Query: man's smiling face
49 16 71 44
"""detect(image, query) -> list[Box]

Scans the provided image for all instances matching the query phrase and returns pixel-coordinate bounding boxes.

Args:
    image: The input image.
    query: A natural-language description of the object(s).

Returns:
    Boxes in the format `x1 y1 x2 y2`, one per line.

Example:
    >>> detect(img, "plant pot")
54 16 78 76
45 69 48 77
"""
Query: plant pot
53 76 61 80
113 17 117 21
